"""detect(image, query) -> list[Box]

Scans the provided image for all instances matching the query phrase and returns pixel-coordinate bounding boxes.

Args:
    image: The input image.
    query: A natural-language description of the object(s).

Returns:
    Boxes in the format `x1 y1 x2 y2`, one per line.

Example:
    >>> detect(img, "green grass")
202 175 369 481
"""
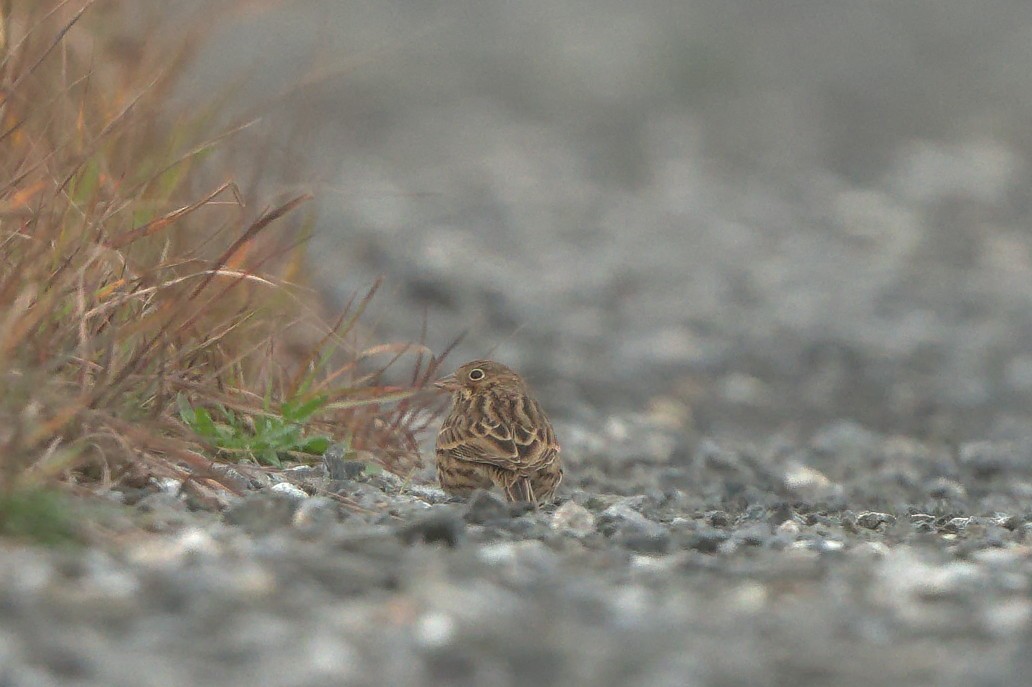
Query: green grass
178 392 332 467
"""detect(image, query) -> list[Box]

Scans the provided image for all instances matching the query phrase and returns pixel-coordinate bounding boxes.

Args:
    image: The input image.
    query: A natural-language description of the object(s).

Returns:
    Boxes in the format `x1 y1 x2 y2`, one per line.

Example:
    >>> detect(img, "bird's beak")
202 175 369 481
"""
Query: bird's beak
433 373 460 391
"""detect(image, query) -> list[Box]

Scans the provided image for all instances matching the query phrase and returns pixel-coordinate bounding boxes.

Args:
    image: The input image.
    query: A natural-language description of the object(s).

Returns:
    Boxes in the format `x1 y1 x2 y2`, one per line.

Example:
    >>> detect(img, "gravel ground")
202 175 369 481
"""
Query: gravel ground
4 424 1032 686
8 1 1032 685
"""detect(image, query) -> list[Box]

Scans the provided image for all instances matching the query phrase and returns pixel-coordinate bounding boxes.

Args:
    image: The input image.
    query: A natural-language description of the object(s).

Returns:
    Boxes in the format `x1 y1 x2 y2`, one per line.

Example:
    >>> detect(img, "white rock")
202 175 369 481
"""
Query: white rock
783 462 831 491
551 501 596 535
777 520 801 536
414 611 456 648
269 482 309 500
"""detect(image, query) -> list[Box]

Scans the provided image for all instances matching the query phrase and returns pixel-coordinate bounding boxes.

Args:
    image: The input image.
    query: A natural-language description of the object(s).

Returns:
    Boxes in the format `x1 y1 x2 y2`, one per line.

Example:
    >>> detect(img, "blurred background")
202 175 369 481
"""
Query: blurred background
173 0 1032 442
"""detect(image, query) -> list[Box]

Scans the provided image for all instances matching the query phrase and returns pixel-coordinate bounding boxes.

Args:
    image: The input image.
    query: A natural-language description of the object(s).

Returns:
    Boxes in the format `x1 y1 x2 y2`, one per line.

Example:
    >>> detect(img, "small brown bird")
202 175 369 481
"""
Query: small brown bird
434 360 562 505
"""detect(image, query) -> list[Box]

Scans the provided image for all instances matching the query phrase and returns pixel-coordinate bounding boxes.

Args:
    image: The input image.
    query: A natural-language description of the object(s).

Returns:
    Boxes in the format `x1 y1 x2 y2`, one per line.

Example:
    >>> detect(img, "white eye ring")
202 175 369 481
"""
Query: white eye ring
468 368 485 381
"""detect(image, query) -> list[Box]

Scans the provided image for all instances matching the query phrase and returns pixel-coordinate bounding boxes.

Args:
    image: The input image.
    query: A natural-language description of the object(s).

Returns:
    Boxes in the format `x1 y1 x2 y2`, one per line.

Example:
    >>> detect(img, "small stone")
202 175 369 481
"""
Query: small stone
397 510 465 547
464 490 510 524
478 540 557 573
322 443 354 480
719 373 769 405
209 464 263 490
341 460 371 480
172 528 219 557
811 420 882 458
292 497 343 529
695 438 743 472
281 464 327 482
925 477 966 500
151 477 182 495
777 519 801 536
686 528 728 553
135 493 190 532
497 517 542 537
130 527 221 566
369 469 405 492
814 538 845 553
912 520 935 534
705 510 730 527
598 504 652 535
332 481 393 511
599 503 670 553
414 611 456 648
131 524 219 561
851 541 890 558
958 441 1019 478
388 496 434 519
551 501 596 536
998 514 1022 531
406 484 449 504
783 462 831 491
135 492 186 513
941 517 971 533
767 502 793 527
224 493 300 534
717 538 740 555
269 482 309 500
856 511 896 530
735 523 772 547
181 485 233 513
620 528 671 554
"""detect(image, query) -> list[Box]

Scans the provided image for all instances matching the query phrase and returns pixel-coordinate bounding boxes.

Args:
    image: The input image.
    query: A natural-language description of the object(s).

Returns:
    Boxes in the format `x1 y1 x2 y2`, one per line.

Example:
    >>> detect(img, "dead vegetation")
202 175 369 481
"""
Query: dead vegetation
0 0 448 526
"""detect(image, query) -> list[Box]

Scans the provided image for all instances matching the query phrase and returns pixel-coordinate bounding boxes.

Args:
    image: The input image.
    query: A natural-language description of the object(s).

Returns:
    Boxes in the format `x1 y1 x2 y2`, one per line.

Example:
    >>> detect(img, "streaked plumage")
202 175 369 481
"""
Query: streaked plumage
434 360 562 505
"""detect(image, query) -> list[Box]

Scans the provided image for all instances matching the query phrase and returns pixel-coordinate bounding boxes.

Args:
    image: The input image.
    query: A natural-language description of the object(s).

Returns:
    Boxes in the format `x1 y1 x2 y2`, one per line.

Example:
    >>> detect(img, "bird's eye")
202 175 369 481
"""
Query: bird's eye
468 368 485 381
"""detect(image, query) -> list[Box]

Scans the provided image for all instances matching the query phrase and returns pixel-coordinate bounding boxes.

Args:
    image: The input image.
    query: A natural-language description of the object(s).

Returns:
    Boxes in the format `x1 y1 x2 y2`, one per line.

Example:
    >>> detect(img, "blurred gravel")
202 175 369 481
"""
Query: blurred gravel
5 425 1032 686
173 1 1032 437
9 1 1032 685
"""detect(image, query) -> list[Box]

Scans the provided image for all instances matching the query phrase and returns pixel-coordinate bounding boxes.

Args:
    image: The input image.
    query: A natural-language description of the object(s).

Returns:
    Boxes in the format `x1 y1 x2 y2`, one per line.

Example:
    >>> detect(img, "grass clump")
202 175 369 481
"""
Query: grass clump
177 392 332 467
0 1 447 522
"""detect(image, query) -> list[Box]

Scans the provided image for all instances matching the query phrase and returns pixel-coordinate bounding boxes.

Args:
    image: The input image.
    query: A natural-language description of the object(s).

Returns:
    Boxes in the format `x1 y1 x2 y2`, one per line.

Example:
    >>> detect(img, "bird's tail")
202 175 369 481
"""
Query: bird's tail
504 477 536 505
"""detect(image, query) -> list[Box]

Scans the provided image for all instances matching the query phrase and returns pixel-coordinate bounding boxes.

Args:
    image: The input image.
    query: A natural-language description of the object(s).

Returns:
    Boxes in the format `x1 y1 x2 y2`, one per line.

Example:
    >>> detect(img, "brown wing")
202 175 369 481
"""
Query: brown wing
514 395 560 473
436 390 559 473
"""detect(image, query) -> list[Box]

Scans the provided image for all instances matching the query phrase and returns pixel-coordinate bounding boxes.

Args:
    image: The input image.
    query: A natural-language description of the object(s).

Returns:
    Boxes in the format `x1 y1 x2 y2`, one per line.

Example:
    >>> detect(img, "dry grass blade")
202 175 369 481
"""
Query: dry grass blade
188 193 313 300
5 0 91 93
103 181 239 250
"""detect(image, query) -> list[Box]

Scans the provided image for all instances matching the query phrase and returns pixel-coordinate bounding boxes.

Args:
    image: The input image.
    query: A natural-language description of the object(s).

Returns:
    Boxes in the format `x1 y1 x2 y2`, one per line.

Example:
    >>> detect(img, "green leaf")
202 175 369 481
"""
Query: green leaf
283 395 326 423
260 423 302 447
300 435 332 455
213 427 246 449
258 450 281 467
218 405 236 427
252 414 272 435
191 407 217 438
177 393 196 424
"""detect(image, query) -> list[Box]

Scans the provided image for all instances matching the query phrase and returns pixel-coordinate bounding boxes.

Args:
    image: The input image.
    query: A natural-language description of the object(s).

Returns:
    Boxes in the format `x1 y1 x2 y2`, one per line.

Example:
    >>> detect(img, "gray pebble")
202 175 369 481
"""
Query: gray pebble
551 501 596 536
856 512 897 531
224 494 301 535
397 509 466 547
464 490 511 525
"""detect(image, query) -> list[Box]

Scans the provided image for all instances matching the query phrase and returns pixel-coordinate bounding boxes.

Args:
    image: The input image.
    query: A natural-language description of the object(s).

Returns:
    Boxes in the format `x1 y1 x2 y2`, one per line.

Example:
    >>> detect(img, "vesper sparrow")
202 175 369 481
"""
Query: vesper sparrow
434 360 562 505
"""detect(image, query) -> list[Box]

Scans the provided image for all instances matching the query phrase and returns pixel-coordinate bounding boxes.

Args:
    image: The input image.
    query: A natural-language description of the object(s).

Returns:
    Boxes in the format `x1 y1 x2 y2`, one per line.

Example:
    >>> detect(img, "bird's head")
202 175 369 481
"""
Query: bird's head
433 360 525 396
